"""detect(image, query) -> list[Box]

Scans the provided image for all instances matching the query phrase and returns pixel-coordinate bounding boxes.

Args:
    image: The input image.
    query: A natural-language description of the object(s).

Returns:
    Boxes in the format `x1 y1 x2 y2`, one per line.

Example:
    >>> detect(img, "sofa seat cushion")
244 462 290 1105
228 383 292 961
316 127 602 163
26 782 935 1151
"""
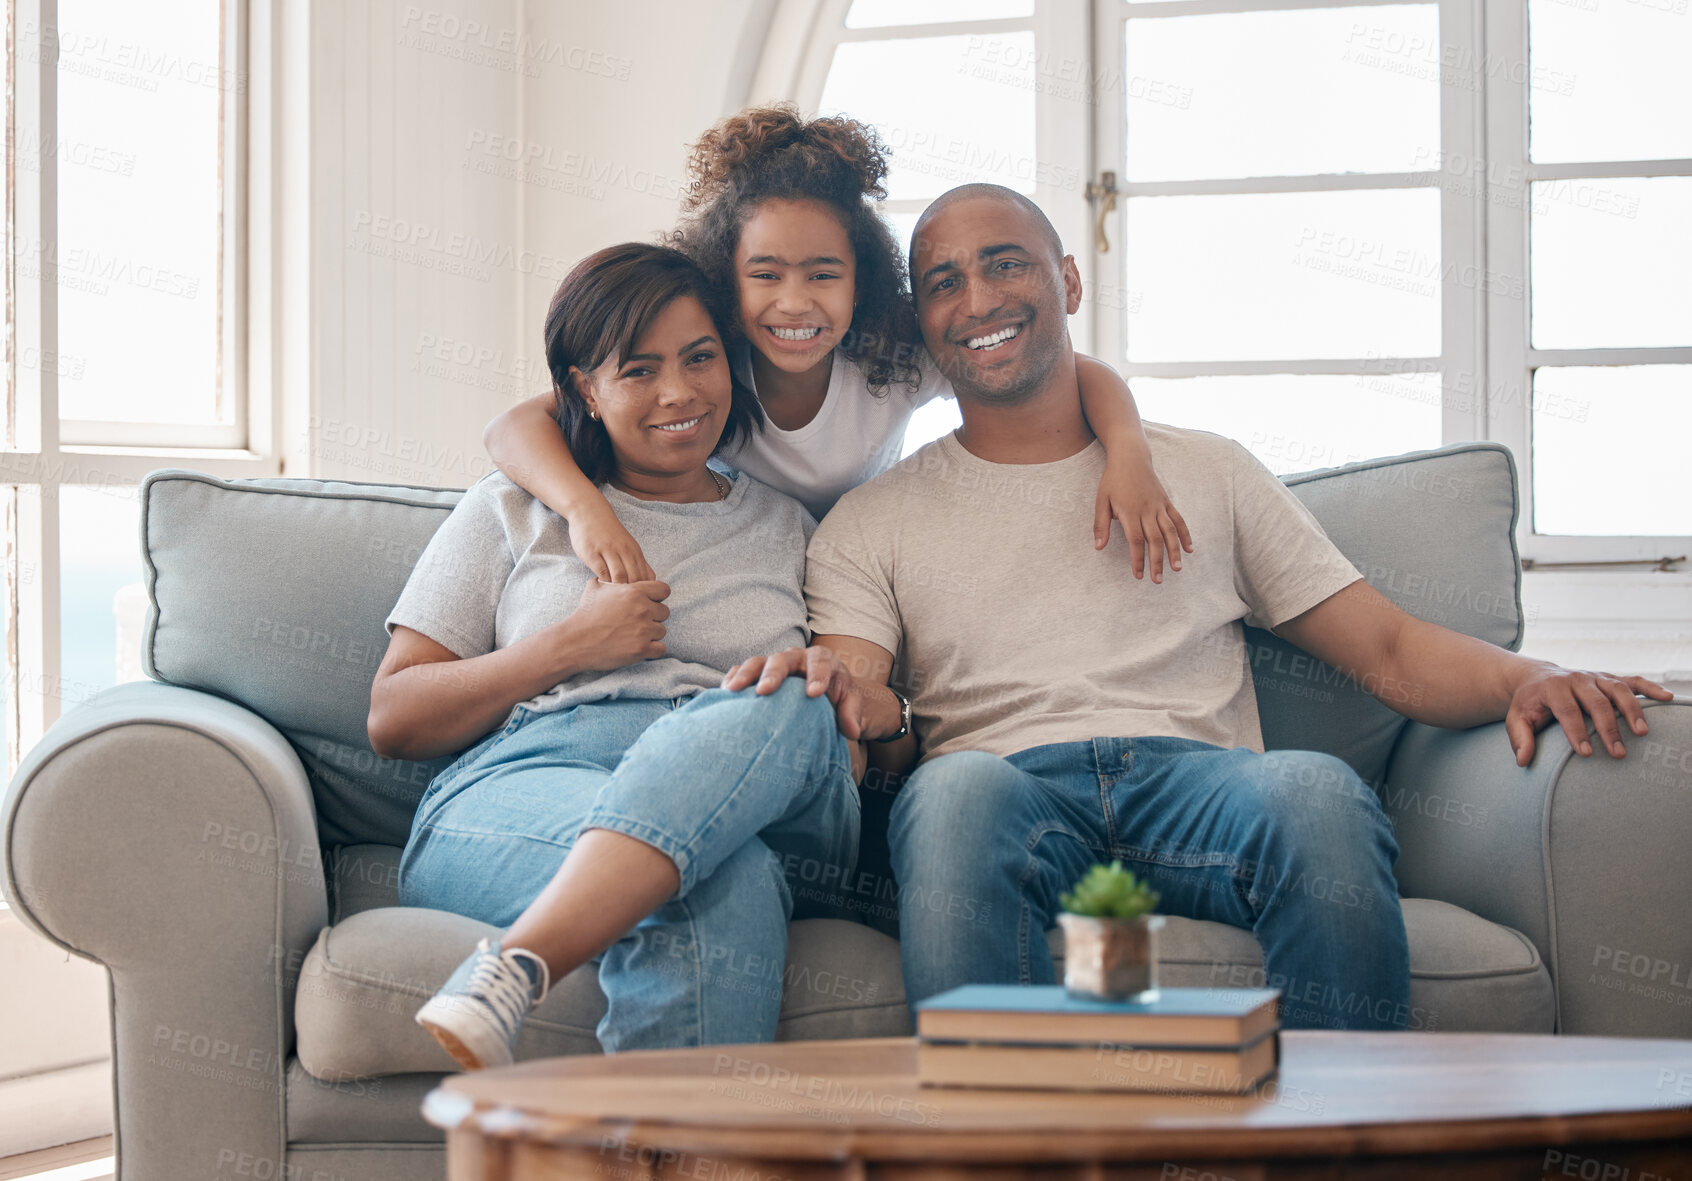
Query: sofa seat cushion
1048 896 1553 1033
284 1057 444 1144
295 907 911 1081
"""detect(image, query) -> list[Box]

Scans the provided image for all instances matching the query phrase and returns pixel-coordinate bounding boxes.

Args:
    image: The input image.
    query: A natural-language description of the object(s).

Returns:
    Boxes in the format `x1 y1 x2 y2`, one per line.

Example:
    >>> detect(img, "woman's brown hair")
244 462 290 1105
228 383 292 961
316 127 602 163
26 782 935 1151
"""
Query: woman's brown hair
670 104 923 395
543 243 763 485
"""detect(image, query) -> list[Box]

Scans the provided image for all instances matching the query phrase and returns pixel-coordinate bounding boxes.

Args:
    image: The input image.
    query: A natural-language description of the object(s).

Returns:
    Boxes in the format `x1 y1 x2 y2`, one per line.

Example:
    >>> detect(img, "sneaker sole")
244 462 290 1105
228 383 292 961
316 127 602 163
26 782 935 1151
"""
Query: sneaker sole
417 1014 509 1072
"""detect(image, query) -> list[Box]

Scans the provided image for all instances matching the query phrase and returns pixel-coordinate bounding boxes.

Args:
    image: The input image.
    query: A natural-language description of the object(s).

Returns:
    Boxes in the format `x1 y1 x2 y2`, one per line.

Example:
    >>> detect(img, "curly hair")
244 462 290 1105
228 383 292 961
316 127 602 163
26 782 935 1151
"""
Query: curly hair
669 104 923 396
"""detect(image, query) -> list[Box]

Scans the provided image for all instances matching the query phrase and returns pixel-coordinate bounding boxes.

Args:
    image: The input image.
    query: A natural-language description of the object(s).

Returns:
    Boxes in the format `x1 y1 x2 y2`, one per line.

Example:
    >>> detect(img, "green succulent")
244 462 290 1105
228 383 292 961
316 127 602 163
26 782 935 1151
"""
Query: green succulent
1059 860 1160 920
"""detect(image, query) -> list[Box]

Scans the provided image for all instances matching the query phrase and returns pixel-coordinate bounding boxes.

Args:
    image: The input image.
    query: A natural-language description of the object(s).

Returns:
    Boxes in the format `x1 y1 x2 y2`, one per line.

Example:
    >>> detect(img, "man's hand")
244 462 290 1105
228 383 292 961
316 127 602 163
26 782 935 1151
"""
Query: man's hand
1504 663 1674 767
721 645 867 740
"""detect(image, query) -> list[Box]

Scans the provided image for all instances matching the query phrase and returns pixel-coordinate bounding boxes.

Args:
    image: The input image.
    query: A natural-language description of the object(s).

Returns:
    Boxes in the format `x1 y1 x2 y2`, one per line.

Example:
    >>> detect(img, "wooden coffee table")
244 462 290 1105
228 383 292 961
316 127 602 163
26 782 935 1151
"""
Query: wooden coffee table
423 1033 1692 1179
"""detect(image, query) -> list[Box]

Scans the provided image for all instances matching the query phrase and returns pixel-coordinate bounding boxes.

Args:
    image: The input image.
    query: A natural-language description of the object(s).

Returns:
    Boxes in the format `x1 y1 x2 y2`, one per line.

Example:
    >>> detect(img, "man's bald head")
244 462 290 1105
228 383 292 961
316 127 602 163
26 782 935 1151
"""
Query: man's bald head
909 184 1065 274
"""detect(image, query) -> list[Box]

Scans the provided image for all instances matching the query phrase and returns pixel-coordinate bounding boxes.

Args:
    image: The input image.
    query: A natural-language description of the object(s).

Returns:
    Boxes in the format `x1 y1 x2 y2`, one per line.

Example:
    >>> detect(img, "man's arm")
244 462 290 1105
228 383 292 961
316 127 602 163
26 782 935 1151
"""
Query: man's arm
1273 579 1673 766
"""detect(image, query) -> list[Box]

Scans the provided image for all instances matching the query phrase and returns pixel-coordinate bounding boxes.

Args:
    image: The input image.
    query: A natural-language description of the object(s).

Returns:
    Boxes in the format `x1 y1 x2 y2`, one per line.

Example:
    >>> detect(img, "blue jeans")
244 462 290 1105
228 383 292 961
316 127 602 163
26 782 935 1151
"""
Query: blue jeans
398 680 860 1052
889 738 1410 1031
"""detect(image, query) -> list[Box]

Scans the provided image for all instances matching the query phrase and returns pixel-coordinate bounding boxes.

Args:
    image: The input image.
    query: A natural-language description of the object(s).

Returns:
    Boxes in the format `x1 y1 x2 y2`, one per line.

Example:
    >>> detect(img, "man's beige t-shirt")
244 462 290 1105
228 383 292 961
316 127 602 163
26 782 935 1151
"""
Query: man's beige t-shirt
804 423 1363 763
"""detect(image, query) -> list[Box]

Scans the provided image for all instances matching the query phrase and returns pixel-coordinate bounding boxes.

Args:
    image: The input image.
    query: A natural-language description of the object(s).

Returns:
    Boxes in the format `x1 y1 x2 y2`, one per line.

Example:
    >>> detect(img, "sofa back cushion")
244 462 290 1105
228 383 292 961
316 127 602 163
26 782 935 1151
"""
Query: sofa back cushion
141 443 1521 848
142 471 463 847
1249 443 1523 786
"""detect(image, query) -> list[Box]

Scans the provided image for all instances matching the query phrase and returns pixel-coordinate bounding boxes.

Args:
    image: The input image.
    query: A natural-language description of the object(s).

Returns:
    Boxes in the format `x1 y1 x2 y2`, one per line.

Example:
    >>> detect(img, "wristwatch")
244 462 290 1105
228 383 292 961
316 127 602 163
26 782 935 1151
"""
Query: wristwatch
875 688 912 743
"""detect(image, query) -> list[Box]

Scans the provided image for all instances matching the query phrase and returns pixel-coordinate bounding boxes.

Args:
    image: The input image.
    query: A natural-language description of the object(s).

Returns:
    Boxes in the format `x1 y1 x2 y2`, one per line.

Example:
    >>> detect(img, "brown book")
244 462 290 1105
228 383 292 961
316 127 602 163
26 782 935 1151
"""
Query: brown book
915 985 1281 1048
917 1030 1280 1093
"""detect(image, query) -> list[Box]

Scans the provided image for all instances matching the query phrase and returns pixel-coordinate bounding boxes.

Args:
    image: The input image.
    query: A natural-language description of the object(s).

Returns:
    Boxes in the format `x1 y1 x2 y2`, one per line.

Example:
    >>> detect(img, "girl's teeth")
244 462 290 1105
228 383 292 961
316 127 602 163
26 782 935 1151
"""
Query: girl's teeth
655 416 702 432
770 326 823 341
966 325 1021 350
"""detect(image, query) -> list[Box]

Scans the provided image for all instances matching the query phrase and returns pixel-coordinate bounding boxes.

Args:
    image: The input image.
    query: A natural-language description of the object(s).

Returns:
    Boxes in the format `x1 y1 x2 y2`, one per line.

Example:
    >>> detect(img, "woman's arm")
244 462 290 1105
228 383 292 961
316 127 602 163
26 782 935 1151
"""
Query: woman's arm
1074 354 1194 582
484 394 656 582
368 578 670 760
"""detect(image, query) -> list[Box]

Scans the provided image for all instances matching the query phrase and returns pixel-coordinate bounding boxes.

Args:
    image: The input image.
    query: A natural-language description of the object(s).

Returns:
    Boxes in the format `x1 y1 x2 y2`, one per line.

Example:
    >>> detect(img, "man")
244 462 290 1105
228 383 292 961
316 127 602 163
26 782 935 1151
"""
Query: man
723 183 1671 1030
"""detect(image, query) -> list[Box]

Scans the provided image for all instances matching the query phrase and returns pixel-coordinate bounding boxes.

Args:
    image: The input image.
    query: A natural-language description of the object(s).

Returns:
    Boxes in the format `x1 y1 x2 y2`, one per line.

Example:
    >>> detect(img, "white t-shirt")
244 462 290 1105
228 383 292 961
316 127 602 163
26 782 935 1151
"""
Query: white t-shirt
721 346 952 520
804 424 1364 763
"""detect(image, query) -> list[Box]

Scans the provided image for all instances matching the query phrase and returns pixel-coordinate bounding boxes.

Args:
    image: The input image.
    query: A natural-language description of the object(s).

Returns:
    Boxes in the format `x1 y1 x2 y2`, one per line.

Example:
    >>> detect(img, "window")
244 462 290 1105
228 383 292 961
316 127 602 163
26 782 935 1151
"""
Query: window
802 0 1690 564
5 0 278 777
1094 0 1460 477
797 0 1088 454
1487 0 1691 560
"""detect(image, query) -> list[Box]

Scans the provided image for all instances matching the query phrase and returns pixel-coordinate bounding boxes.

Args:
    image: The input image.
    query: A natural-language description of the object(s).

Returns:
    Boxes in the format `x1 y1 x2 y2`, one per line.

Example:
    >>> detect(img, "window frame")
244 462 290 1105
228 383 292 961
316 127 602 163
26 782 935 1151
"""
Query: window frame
1482 0 1692 564
4 0 282 773
1090 0 1486 456
795 0 1689 568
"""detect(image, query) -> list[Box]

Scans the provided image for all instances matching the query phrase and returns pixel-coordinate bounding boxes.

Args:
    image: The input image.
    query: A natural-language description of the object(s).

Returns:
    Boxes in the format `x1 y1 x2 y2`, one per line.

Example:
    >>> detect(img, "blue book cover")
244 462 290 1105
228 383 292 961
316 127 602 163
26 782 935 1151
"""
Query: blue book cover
917 985 1280 1017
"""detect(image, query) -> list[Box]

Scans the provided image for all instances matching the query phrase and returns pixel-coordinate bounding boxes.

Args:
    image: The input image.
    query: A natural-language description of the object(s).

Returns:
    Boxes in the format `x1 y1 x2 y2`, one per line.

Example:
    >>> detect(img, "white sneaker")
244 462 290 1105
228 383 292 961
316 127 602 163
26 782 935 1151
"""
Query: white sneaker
416 936 550 1070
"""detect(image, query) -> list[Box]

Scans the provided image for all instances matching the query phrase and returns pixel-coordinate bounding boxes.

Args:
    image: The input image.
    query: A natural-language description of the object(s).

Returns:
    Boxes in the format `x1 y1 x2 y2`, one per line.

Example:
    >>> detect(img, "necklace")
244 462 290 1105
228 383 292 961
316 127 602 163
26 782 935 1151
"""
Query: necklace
708 469 729 500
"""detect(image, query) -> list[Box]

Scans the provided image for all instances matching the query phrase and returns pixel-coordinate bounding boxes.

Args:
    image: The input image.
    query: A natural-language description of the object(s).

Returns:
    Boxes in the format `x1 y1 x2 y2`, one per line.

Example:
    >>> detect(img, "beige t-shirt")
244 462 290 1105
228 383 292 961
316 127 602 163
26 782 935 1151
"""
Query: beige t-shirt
803 423 1363 763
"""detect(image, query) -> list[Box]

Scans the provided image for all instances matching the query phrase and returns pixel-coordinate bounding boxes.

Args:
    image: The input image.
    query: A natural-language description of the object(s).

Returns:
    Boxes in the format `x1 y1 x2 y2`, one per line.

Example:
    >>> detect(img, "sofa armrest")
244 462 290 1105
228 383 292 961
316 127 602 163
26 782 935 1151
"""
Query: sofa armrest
2 681 328 1181
1384 700 1692 1036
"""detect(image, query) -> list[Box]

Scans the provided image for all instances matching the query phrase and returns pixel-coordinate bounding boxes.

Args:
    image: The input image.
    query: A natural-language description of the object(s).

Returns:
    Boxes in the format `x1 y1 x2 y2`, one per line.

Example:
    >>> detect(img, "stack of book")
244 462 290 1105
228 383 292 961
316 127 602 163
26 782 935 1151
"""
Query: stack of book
914 985 1281 1093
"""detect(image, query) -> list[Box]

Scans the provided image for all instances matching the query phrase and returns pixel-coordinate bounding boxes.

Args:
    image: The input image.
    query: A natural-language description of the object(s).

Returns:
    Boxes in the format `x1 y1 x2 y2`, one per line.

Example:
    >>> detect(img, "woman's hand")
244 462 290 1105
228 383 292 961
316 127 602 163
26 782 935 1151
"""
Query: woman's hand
1093 456 1194 584
565 577 670 672
569 501 656 583
721 645 867 740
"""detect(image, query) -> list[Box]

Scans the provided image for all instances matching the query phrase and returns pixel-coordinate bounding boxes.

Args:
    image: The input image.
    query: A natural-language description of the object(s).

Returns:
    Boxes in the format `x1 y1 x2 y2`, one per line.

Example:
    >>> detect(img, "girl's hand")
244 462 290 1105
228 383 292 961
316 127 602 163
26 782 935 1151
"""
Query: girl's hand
1093 458 1194 584
569 502 656 583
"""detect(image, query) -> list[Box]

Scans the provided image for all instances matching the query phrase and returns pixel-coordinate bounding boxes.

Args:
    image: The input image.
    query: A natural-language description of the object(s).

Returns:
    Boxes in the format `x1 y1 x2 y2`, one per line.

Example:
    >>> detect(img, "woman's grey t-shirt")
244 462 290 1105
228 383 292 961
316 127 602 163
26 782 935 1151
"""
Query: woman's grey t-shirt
386 470 814 715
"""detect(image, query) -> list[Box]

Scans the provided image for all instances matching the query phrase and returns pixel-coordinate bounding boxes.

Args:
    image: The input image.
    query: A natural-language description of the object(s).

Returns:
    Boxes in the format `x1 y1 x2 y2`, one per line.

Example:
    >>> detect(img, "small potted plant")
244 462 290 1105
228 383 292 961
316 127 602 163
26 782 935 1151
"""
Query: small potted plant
1057 861 1165 1002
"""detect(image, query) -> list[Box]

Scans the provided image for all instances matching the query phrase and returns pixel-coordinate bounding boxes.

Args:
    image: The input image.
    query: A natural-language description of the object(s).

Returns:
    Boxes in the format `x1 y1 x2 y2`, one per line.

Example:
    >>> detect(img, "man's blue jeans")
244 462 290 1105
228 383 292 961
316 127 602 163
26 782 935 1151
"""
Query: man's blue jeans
398 680 859 1052
889 737 1410 1030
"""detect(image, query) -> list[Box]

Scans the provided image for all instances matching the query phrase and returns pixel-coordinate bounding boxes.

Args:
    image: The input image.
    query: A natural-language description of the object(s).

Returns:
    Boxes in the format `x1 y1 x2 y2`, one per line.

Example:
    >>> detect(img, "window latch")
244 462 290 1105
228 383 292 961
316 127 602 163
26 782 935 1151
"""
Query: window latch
1084 171 1118 254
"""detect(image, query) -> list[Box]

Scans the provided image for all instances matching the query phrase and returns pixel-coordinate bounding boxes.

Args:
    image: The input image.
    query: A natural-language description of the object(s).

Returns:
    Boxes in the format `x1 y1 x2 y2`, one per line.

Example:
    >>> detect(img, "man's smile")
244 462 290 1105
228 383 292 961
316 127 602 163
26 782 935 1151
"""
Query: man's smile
963 323 1023 352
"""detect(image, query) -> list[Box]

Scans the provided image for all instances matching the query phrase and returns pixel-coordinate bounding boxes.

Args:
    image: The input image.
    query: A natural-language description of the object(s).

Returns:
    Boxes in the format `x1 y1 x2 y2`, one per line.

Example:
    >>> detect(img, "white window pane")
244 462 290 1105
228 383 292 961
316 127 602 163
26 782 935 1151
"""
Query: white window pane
1126 189 1442 362
59 484 146 710
1532 367 1691 536
55 0 222 425
1528 0 1692 164
902 394 962 457
1129 374 1444 474
846 0 1032 28
1530 178 1692 349
1125 5 1440 182
819 34 1043 201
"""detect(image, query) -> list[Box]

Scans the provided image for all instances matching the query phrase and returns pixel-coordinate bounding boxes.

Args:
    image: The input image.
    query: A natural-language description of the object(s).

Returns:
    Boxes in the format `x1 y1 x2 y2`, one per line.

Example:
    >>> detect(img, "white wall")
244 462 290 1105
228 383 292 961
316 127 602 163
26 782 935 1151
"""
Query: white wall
295 0 774 489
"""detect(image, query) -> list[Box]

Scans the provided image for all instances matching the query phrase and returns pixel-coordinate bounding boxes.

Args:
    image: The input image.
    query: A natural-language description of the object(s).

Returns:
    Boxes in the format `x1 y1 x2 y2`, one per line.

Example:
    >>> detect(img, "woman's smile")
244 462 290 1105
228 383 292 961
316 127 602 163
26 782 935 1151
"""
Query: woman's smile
649 412 711 441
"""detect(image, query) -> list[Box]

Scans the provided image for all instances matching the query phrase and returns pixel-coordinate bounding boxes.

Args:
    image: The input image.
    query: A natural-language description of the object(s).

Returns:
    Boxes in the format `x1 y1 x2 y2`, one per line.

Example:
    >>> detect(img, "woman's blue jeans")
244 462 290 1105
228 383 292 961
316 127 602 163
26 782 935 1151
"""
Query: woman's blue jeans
889 738 1411 1030
398 680 860 1052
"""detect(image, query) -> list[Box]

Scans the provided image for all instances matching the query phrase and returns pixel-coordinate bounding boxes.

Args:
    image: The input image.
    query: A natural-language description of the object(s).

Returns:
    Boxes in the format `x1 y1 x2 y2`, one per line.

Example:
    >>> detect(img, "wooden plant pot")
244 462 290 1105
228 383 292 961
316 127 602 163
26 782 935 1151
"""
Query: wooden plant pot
1058 913 1166 1002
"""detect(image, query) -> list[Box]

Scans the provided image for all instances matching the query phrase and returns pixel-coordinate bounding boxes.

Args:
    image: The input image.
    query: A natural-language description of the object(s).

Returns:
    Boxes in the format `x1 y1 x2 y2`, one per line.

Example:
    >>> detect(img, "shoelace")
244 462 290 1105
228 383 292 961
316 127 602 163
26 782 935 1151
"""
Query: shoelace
467 944 552 1035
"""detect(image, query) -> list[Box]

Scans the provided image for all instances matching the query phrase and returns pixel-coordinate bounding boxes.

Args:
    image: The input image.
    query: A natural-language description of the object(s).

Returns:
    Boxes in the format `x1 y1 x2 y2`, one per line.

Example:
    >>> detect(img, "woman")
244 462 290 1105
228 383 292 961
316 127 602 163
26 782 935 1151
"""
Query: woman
369 242 861 1067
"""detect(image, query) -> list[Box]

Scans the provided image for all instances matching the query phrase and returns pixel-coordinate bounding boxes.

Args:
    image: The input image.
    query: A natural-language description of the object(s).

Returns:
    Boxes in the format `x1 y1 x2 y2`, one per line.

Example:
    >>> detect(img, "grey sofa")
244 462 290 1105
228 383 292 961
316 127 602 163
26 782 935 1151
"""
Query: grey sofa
4 442 1690 1181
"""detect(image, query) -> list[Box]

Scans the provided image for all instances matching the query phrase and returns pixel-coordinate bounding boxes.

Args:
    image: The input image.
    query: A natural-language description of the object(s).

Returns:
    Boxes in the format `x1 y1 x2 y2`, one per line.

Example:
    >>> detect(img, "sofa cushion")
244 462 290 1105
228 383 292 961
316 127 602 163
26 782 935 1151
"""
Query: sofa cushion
142 471 464 847
1048 896 1553 1033
301 839 1548 1081
1250 443 1523 786
295 907 911 1080
283 1057 443 1144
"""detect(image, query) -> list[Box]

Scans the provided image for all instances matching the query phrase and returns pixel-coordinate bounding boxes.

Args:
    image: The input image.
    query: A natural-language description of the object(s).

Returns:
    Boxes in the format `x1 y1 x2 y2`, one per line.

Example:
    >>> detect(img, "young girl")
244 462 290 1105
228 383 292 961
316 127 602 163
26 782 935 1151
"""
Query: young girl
485 105 1192 582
